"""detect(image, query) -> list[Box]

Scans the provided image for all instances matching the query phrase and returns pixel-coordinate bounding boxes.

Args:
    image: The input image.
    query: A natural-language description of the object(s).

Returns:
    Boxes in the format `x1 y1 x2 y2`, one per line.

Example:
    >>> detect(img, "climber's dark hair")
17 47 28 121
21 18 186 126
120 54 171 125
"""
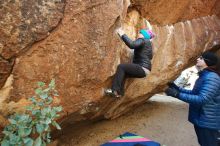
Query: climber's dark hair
208 45 220 76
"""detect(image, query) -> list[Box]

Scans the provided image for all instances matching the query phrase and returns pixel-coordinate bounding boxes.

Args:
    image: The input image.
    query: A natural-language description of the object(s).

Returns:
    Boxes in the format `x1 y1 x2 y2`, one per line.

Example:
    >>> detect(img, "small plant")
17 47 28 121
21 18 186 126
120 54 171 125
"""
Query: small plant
1 79 62 146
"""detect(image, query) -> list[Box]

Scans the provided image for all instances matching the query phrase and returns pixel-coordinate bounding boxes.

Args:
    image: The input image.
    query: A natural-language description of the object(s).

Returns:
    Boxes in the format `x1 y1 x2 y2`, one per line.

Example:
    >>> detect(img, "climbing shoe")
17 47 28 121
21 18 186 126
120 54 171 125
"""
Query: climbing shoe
104 89 121 98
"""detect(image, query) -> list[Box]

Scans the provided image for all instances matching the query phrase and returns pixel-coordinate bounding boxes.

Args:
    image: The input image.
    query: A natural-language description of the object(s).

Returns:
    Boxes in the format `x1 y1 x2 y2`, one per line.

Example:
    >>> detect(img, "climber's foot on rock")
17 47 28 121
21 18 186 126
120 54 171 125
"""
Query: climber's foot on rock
104 88 121 98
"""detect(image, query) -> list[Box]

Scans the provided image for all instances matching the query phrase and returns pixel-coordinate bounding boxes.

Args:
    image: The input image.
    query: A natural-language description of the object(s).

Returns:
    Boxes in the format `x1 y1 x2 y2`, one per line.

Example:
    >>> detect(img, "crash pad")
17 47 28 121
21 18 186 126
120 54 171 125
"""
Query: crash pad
101 132 160 146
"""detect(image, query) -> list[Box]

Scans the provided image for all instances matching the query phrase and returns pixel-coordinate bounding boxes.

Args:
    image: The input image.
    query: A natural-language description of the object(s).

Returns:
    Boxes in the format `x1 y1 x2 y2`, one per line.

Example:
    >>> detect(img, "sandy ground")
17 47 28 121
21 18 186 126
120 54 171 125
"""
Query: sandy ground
56 94 198 146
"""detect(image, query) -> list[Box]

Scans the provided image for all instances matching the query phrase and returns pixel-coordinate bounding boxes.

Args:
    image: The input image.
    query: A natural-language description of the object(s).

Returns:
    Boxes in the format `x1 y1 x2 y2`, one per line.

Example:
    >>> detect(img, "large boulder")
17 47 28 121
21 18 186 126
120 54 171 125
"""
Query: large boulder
0 0 220 129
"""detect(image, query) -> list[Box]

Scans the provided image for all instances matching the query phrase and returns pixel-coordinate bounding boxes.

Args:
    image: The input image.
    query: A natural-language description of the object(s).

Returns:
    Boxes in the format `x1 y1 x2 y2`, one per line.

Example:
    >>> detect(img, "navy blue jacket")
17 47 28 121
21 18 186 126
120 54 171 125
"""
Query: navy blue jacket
121 34 153 70
178 69 220 130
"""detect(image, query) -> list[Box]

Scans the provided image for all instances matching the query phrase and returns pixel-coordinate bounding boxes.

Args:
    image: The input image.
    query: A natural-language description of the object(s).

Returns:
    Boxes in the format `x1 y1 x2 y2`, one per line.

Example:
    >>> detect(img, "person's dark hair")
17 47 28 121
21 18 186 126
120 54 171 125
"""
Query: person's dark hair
201 51 218 67
210 45 220 75
203 51 220 76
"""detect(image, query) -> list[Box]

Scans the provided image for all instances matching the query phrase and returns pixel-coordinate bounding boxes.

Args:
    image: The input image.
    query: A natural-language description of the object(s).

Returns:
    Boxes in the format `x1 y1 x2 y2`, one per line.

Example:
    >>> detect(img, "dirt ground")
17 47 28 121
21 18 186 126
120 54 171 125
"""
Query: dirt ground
56 94 198 146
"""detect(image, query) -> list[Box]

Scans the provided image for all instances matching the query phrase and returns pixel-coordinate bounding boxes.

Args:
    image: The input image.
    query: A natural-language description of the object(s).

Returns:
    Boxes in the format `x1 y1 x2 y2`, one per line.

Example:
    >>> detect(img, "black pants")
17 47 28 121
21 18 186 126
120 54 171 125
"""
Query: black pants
111 63 146 96
194 125 220 146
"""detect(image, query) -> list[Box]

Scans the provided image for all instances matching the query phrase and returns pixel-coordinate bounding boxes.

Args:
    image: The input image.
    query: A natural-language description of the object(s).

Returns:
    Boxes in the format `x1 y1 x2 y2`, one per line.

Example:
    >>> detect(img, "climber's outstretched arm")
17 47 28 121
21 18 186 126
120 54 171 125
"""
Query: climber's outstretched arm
116 28 144 49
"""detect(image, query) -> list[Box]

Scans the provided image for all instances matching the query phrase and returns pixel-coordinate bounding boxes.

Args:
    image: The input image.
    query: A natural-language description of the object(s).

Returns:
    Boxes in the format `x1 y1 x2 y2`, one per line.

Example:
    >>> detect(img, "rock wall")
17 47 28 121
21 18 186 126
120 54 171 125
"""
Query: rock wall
130 0 220 25
0 0 65 88
0 0 130 128
0 0 220 129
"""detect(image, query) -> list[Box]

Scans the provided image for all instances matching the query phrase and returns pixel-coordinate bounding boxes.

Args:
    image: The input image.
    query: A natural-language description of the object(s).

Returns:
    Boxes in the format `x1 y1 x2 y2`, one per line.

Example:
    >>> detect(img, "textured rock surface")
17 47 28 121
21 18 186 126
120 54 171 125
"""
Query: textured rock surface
0 0 65 59
0 0 65 88
0 0 129 128
0 0 220 130
0 57 14 88
131 0 220 25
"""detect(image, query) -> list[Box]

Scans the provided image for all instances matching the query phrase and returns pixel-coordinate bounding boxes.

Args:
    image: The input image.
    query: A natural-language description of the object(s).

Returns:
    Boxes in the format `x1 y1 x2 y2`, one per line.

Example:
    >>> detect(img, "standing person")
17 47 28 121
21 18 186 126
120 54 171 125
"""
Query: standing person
165 51 220 146
104 27 155 98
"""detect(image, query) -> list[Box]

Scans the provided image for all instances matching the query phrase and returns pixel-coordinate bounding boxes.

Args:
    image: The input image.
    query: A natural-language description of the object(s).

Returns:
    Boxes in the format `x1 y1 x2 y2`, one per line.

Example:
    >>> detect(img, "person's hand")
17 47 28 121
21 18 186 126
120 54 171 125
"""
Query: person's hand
167 81 179 90
165 87 179 98
143 19 152 30
116 27 125 37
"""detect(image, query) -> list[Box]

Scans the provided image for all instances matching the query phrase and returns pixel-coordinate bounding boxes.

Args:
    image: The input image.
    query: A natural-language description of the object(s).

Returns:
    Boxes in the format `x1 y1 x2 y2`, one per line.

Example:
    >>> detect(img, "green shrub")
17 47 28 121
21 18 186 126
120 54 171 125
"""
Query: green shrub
1 79 62 146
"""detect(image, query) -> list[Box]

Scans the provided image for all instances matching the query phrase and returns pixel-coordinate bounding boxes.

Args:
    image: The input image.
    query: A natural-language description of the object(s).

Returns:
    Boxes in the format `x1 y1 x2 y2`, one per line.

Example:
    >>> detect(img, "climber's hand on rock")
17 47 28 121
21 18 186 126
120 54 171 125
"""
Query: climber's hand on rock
116 27 125 37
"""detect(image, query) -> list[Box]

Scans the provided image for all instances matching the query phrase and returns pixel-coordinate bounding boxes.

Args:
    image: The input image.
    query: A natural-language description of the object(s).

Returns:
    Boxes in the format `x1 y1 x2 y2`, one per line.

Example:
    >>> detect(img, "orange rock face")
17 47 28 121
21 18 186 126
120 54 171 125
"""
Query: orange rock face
131 0 220 25
0 0 220 129
0 0 65 88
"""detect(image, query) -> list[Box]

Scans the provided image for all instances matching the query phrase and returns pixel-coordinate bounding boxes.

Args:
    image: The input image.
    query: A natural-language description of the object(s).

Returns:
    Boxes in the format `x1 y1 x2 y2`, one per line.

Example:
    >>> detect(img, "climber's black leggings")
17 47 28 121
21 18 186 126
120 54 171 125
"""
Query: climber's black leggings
111 63 146 96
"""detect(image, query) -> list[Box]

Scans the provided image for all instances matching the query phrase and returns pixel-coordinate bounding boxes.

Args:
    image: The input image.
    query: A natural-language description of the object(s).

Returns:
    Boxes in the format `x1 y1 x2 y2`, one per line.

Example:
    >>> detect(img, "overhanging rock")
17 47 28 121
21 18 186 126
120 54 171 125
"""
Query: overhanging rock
0 0 220 130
